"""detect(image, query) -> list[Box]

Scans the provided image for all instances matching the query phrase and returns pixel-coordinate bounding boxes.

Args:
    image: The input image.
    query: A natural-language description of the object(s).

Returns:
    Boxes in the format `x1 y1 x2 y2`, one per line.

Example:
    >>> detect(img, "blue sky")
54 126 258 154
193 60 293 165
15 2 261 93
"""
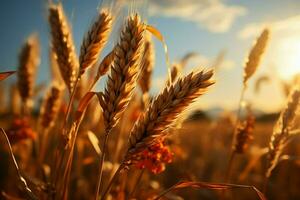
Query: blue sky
1 0 300 112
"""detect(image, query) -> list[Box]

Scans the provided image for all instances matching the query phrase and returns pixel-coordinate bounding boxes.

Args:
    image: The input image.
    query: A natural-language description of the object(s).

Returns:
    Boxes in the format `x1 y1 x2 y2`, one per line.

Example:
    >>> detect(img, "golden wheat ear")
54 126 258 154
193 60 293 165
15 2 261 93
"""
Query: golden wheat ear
243 29 269 86
17 33 40 113
79 9 113 75
39 84 63 130
138 33 155 94
48 3 78 93
126 69 214 161
266 88 300 178
99 14 145 133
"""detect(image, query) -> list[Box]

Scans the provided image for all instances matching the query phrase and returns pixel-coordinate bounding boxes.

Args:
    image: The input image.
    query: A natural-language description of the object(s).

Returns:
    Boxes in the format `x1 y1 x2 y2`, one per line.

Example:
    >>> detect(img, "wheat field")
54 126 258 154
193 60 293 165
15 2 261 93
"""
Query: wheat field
0 1 300 200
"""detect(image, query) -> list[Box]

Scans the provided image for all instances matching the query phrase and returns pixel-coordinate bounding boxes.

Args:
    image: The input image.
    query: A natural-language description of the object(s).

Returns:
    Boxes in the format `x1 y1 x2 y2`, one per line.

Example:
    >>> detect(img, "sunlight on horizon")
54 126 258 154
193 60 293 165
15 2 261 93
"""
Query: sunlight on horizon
275 36 300 80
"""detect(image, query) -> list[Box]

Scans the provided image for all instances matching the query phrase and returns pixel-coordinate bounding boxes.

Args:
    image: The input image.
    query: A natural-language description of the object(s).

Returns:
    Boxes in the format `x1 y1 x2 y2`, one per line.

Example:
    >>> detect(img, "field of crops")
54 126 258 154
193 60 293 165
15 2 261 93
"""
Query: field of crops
1 1 300 200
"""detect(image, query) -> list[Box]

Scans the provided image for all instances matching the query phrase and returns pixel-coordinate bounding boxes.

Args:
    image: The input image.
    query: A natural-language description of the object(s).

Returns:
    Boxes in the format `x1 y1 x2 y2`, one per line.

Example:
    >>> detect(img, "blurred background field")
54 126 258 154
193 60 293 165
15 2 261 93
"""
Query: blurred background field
1 1 300 200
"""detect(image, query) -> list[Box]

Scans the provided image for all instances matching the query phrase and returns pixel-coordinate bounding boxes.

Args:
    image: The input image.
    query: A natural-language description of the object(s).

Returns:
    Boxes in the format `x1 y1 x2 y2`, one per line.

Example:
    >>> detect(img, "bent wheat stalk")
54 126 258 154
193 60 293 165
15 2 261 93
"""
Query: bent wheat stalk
102 70 214 199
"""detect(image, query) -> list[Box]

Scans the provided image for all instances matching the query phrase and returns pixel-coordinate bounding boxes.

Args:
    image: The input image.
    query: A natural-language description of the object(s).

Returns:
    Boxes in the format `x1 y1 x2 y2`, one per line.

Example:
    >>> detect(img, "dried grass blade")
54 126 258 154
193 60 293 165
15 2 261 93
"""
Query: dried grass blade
75 91 97 121
0 71 16 81
0 128 38 200
154 181 266 200
146 25 171 83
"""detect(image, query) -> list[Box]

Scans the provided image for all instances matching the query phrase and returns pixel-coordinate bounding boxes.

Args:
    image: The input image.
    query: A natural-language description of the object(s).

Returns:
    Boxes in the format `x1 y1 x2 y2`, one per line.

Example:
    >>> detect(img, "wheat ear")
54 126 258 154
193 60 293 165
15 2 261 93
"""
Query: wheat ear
101 69 214 199
17 34 40 114
127 69 214 158
79 10 113 74
95 14 145 199
39 84 63 162
226 29 270 183
98 14 145 133
138 33 155 94
243 29 269 86
39 84 63 130
48 3 78 93
266 88 300 178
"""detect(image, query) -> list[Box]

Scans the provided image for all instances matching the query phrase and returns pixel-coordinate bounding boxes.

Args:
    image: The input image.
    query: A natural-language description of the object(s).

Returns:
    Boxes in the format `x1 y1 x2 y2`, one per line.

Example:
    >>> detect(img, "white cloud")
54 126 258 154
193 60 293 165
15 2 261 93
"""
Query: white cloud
148 0 247 33
238 15 300 39
185 54 235 71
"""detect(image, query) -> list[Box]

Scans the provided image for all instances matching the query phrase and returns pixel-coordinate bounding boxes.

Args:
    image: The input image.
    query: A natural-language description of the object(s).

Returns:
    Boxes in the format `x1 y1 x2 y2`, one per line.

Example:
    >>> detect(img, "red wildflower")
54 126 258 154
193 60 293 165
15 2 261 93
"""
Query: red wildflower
6 117 36 144
129 139 173 174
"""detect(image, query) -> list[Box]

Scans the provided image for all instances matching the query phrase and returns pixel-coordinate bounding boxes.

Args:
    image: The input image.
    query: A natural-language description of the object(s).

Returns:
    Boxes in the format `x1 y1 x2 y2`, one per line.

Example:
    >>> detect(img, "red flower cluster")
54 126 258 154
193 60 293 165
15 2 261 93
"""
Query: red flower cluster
131 139 173 174
6 117 36 144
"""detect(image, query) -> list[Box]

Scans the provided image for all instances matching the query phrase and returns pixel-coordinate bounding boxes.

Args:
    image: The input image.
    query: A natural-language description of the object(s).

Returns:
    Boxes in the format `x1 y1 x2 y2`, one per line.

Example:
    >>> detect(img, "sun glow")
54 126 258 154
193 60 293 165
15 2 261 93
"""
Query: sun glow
275 37 300 80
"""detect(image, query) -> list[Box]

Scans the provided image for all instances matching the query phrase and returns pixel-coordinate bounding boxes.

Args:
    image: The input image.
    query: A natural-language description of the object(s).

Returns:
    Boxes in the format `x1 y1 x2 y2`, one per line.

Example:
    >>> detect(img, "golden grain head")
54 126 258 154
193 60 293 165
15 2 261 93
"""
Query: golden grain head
126 69 214 159
98 14 145 133
243 29 269 85
138 33 155 94
79 10 113 74
40 84 63 129
17 34 40 103
48 3 78 93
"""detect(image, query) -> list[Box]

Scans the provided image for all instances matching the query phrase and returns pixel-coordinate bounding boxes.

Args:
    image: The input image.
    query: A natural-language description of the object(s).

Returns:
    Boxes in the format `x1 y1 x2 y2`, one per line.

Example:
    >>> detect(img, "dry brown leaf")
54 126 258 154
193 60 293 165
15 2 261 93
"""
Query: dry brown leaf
0 71 16 81
146 25 171 82
75 92 96 121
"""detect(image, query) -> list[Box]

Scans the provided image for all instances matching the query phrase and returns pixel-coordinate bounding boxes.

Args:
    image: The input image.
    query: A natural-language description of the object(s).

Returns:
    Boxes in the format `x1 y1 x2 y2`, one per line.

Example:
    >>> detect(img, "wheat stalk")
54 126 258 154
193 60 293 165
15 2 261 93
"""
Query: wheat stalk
233 110 255 154
101 69 214 199
48 3 78 93
126 69 214 159
265 88 300 179
243 29 269 86
95 13 145 199
226 29 270 183
39 84 63 163
17 34 40 114
79 10 113 74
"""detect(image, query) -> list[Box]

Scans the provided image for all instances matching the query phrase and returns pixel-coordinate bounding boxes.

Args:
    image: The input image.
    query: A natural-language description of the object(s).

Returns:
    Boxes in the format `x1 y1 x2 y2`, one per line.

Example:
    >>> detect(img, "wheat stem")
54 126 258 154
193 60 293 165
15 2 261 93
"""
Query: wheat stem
101 163 125 200
95 131 110 200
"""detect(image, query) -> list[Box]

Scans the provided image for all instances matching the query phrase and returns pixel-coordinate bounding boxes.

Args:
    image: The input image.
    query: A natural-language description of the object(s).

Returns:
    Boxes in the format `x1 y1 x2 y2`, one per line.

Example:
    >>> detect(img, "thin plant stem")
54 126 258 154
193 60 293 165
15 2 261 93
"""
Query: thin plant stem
88 74 100 92
101 163 125 200
153 183 179 200
129 169 145 199
263 176 269 194
62 75 80 133
38 128 50 165
53 74 80 199
52 76 79 179
225 85 246 182
0 128 38 200
225 152 236 183
61 122 81 199
95 131 110 200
